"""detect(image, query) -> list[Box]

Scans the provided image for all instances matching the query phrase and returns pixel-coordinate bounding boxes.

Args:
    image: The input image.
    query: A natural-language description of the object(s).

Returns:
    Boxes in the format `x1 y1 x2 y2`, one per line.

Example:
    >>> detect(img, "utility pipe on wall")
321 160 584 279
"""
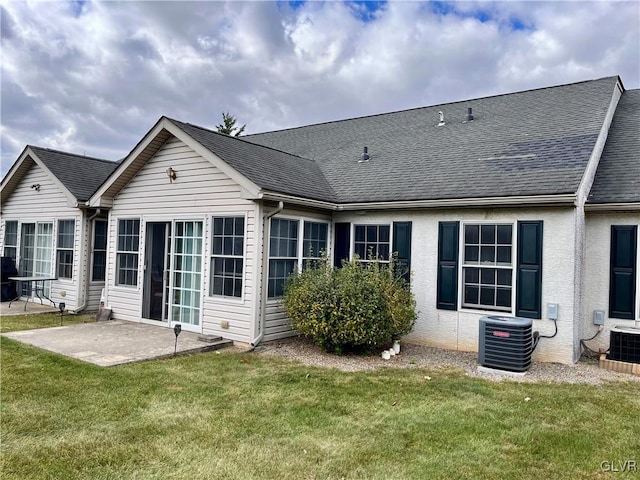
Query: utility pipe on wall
74 209 101 313
251 201 284 347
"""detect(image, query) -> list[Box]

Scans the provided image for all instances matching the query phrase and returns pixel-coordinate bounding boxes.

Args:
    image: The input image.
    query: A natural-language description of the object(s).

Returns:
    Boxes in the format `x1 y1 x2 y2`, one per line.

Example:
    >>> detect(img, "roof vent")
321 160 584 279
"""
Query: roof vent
359 146 370 163
465 107 474 122
437 111 445 127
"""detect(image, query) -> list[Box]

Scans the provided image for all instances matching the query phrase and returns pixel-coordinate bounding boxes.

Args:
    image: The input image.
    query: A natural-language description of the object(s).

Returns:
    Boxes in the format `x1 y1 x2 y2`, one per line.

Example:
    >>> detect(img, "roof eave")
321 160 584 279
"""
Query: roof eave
585 202 640 212
258 192 577 212
90 117 263 207
336 194 577 211
259 191 338 211
1 146 79 207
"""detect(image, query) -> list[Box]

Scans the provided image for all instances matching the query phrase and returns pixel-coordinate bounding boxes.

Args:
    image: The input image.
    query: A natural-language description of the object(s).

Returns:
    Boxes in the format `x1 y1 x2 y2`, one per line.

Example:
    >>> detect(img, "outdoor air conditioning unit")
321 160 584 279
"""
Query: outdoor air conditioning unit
478 315 533 372
608 326 640 364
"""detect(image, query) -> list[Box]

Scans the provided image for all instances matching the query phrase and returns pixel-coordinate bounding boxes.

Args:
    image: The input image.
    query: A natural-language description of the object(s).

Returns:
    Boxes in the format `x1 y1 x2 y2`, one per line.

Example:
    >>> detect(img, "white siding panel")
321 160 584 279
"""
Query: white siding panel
87 283 105 310
1 163 84 311
107 137 258 342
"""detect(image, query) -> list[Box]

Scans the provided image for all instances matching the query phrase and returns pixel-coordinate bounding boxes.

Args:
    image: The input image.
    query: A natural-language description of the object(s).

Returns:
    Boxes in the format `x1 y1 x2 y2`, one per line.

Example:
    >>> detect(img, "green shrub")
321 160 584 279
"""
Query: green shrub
282 255 417 353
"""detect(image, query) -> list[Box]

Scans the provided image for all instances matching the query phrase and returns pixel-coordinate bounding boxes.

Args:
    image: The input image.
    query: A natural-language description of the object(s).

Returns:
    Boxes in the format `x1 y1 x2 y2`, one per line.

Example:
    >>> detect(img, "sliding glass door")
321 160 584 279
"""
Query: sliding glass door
141 219 203 331
171 221 203 329
17 223 53 297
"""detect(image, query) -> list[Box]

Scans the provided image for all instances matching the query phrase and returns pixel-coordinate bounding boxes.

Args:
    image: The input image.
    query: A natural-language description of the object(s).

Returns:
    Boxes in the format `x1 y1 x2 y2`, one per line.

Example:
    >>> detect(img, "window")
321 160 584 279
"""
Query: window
210 216 244 298
303 221 327 268
92 220 107 281
462 224 513 311
35 223 53 278
56 220 75 279
20 224 35 295
268 218 299 298
3 221 18 262
354 225 390 262
116 219 140 286
267 218 329 298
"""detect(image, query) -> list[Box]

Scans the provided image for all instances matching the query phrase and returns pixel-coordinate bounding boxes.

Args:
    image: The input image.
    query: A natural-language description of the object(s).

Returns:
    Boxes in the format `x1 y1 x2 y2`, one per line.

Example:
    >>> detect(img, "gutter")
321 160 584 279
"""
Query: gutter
250 201 284 348
258 191 577 212
74 208 101 313
340 194 577 211
584 202 640 212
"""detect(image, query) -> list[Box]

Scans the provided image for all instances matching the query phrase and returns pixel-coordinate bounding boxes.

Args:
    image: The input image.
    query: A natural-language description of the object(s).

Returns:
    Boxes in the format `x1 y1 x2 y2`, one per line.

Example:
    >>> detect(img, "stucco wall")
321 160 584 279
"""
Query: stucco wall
584 211 640 352
334 206 578 364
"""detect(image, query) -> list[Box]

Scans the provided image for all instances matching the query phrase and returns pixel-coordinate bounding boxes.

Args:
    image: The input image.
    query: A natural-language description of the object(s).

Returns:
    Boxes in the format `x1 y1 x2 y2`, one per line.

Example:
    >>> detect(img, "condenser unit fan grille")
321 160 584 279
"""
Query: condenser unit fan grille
479 316 533 372
608 326 640 364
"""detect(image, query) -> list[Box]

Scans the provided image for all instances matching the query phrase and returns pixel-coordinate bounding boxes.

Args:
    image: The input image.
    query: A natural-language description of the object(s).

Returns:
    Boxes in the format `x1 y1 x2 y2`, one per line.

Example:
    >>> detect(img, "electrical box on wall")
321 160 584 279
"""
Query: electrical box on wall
593 310 605 325
547 303 559 320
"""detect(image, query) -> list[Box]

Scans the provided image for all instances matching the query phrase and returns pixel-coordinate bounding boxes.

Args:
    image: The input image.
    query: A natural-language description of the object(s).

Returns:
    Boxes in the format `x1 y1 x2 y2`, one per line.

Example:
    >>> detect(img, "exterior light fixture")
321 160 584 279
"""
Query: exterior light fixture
173 324 182 355
59 302 66 326
31 184 41 191
166 167 177 183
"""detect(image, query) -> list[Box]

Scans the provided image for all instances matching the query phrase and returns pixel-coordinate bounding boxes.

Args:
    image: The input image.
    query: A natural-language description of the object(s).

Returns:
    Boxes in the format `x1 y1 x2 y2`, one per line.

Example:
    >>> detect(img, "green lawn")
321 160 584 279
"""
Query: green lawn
1 319 638 479
1 312 94 333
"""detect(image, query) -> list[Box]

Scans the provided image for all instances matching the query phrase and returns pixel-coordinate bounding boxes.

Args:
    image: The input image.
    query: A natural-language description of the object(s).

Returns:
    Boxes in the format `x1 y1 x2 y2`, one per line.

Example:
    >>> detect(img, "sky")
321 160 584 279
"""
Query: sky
1 1 639 176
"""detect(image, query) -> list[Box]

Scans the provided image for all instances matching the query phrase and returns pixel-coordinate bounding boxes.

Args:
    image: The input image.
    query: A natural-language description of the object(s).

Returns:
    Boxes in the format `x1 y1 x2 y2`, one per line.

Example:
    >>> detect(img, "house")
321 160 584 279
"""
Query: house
0 146 118 311
2 76 638 365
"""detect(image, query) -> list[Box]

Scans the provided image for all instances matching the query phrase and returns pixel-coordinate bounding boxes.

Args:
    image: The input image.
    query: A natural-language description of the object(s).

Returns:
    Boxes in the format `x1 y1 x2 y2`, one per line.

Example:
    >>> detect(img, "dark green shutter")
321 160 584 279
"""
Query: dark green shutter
437 222 459 310
392 221 412 283
333 223 351 268
516 221 543 319
609 225 637 320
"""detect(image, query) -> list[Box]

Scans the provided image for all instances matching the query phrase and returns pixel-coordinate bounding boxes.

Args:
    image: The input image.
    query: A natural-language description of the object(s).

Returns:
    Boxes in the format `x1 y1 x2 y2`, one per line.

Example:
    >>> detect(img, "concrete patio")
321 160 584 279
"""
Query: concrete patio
1 298 58 316
2 319 232 367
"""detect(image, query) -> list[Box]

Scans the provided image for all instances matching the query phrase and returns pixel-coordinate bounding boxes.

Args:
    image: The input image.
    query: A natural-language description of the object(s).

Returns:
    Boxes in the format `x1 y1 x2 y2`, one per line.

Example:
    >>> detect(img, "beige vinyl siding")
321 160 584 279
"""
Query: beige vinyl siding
1 163 83 310
106 136 257 342
87 283 105 310
263 206 332 342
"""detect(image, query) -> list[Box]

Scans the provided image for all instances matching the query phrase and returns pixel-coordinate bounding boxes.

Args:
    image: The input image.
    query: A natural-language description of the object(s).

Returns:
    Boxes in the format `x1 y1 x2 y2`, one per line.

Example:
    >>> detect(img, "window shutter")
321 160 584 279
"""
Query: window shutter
609 225 637 320
392 221 412 283
333 223 351 268
437 222 459 310
516 221 543 319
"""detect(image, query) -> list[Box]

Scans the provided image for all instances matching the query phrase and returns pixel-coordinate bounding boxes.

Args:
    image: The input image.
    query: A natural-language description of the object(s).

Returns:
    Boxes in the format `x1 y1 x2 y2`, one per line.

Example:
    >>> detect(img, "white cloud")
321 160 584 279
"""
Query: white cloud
1 0 638 175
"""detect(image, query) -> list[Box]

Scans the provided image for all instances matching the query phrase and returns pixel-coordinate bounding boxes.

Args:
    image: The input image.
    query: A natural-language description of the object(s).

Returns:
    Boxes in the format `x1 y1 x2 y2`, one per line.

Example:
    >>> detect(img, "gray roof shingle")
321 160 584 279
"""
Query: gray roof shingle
588 89 640 204
169 119 337 202
245 76 621 203
30 146 118 202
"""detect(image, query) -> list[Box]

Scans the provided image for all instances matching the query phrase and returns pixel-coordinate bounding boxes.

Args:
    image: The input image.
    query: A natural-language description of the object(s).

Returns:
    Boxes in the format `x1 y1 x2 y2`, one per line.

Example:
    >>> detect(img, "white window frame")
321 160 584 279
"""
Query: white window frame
3 220 18 261
210 215 246 299
91 219 108 283
302 220 329 268
353 223 391 264
56 219 75 280
116 218 140 287
460 222 514 313
267 216 330 300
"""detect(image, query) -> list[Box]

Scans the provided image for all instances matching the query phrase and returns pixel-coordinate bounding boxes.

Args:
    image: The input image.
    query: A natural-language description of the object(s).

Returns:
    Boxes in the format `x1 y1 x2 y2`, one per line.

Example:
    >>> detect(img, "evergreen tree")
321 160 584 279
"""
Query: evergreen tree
216 112 246 137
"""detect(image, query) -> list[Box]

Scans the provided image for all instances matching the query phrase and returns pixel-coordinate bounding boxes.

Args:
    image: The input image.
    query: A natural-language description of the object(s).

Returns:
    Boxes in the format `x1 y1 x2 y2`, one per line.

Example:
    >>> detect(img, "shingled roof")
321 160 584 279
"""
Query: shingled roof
587 89 640 204
169 119 337 202
245 76 621 204
25 147 119 202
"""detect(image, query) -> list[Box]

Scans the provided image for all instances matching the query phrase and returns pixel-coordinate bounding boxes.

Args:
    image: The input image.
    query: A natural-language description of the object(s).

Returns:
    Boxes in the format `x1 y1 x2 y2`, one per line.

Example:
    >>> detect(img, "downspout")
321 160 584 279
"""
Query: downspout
250 201 284 347
74 209 101 313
